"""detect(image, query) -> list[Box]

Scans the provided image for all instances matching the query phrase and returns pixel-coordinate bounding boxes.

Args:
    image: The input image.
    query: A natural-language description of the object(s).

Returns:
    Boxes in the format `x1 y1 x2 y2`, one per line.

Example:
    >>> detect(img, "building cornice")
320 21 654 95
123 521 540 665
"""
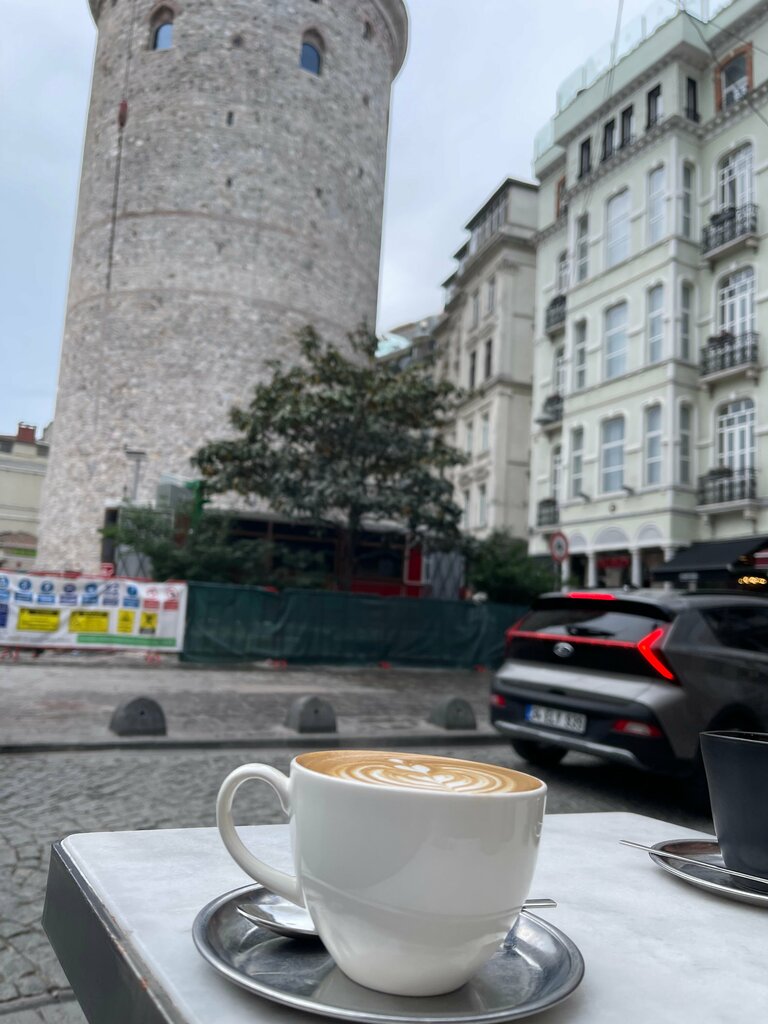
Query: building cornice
532 214 567 247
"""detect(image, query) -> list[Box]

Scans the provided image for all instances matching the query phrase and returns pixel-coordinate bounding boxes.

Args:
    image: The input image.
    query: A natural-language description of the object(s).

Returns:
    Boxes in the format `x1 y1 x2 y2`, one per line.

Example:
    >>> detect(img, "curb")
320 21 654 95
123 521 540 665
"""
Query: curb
0 730 508 755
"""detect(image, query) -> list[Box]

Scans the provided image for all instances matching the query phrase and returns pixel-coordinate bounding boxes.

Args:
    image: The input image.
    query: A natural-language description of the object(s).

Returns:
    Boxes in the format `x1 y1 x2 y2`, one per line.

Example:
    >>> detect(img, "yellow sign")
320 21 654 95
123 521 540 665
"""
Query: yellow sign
117 610 135 634
69 610 110 633
140 612 158 635
18 608 61 633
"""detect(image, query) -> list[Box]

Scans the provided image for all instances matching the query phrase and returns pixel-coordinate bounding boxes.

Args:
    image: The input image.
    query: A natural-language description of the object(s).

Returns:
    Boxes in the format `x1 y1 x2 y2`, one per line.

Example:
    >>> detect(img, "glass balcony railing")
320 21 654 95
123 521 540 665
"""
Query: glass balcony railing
702 204 758 257
697 468 756 506
700 332 758 377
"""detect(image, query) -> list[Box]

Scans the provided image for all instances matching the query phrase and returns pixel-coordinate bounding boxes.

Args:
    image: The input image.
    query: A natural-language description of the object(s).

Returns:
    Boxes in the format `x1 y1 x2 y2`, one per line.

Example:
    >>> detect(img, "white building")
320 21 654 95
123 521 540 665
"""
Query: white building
530 0 768 588
434 179 539 538
0 423 50 570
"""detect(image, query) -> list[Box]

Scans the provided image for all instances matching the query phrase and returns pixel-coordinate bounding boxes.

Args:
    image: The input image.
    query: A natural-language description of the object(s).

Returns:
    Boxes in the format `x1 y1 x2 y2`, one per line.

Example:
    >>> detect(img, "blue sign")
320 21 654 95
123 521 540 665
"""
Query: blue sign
63 583 77 594
123 598 140 609
84 583 99 594
126 585 139 597
15 592 33 603
82 594 99 606
0 576 8 589
37 595 56 605
0 590 9 603
40 581 55 594
60 594 78 606
0 604 7 628
18 579 32 591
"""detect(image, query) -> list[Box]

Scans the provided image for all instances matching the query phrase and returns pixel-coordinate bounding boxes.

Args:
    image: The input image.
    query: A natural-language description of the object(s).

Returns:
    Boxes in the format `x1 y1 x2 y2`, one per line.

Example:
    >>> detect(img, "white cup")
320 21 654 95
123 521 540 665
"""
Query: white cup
216 751 546 997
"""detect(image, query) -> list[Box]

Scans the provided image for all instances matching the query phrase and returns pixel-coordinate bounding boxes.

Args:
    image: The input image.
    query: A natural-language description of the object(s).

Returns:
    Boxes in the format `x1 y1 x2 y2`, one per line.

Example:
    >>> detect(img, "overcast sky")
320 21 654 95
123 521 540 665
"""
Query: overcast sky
0 0 658 435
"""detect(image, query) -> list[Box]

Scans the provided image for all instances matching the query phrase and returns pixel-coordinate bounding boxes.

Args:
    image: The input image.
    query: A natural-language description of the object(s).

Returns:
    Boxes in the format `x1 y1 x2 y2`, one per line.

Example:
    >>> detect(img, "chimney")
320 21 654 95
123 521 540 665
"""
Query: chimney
16 423 36 443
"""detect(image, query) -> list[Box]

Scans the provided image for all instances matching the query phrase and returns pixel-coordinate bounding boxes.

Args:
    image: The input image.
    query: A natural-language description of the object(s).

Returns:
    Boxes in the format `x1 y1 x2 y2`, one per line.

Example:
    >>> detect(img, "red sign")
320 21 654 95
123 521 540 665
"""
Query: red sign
549 532 569 563
100 563 115 578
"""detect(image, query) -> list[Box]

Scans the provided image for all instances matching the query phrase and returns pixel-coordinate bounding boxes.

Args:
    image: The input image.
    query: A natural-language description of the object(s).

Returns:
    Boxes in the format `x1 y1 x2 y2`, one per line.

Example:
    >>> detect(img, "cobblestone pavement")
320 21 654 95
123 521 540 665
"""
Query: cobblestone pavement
0 657 714 1022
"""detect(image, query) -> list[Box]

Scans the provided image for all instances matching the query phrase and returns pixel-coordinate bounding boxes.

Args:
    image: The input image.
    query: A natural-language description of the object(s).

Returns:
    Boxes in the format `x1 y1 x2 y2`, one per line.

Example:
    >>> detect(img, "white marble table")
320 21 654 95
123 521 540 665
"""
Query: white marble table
43 813 766 1024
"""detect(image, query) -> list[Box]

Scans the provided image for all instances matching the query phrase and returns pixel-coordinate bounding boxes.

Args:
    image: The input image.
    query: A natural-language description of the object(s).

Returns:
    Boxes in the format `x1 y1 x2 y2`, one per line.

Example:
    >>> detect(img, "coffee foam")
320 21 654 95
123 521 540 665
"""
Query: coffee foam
296 751 541 794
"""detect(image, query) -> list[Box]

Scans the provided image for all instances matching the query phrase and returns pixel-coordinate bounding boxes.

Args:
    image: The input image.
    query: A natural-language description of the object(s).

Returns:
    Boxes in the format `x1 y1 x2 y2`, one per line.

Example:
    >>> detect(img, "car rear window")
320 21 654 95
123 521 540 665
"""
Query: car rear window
520 600 670 643
701 605 768 654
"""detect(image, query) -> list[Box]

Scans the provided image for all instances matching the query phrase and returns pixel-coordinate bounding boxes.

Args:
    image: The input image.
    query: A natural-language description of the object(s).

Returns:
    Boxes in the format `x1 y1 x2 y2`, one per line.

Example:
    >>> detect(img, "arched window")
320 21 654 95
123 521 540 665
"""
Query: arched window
151 6 174 50
717 398 754 471
717 267 755 338
300 32 324 75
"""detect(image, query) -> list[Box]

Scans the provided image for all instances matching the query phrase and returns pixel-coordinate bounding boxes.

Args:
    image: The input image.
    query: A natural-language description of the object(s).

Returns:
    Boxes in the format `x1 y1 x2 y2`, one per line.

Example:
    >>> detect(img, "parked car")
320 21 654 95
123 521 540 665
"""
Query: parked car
490 590 768 777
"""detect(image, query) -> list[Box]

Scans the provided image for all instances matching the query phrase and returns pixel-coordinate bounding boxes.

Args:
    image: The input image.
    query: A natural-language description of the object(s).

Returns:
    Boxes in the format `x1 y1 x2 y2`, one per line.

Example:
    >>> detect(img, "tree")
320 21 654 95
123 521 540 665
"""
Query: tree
103 506 325 588
193 325 467 589
464 530 555 605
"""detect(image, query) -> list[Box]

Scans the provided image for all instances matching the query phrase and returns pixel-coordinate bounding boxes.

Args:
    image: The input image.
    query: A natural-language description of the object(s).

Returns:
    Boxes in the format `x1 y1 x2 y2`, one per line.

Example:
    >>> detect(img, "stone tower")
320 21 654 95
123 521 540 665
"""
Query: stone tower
38 0 408 572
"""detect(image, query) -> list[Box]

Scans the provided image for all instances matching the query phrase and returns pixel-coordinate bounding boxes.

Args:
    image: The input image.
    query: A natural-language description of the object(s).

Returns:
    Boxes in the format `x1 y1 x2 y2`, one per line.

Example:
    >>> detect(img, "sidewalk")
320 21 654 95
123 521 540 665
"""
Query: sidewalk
0 652 503 751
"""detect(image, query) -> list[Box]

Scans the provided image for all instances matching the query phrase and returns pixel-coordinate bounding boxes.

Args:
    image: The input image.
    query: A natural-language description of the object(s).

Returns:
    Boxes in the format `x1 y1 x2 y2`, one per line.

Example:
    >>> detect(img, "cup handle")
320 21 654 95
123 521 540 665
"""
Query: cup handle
216 764 303 906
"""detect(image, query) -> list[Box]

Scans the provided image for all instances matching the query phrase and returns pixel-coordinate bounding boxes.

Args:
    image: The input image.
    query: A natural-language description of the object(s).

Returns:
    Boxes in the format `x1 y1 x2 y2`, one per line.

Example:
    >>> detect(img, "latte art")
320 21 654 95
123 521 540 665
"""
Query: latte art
297 751 541 794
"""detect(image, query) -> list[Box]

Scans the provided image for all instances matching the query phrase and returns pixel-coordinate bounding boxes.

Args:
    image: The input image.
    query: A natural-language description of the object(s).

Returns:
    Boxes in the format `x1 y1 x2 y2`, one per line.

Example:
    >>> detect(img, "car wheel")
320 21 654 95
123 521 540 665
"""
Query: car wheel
510 738 567 768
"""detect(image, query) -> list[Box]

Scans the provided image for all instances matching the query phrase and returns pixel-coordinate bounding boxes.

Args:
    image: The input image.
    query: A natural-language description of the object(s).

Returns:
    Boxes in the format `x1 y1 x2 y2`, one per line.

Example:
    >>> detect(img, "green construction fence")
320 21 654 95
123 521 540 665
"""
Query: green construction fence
182 582 526 668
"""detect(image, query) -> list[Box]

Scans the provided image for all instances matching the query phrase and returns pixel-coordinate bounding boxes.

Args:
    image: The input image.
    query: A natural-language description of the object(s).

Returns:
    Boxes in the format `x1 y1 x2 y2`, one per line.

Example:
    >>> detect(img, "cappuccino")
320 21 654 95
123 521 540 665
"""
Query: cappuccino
296 750 540 795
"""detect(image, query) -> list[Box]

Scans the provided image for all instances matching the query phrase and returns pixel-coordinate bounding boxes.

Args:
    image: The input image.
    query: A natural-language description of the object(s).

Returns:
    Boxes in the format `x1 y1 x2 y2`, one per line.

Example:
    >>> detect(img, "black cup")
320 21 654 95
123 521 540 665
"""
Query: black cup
700 730 768 879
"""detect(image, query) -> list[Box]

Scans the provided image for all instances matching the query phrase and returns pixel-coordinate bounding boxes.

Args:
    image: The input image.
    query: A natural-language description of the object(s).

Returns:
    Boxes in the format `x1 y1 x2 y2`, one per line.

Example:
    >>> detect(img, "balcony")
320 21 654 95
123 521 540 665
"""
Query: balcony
536 394 563 430
537 498 559 528
545 295 566 335
700 332 759 383
702 204 758 262
697 468 756 508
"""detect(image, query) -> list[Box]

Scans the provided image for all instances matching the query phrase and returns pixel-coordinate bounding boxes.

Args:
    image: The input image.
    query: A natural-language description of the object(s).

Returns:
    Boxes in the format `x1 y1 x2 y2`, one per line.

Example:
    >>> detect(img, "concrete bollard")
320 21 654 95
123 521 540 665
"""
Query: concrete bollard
109 697 167 736
427 697 477 731
285 696 337 734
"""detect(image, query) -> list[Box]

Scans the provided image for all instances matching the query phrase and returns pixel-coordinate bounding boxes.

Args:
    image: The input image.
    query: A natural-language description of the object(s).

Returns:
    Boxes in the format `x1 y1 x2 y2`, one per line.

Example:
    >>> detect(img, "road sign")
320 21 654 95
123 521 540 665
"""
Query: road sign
549 531 569 563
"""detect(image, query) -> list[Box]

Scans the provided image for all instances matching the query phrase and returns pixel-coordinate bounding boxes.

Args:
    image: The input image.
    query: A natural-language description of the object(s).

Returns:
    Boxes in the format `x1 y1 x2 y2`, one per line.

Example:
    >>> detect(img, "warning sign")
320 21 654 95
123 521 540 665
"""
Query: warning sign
139 612 158 636
69 610 110 634
18 608 61 633
117 610 135 634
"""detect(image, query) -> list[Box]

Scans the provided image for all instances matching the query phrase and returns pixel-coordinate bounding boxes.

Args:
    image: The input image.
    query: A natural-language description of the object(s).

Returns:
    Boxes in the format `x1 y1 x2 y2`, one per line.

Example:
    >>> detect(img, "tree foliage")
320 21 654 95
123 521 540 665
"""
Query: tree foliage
103 507 325 588
193 325 468 588
464 530 555 605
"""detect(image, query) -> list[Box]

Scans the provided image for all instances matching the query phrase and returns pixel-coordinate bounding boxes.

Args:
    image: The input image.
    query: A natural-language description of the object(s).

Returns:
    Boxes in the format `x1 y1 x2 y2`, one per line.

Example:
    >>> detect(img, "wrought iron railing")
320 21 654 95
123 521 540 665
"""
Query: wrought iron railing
701 332 759 377
537 499 559 527
537 394 564 426
545 295 566 333
702 204 758 256
697 468 756 505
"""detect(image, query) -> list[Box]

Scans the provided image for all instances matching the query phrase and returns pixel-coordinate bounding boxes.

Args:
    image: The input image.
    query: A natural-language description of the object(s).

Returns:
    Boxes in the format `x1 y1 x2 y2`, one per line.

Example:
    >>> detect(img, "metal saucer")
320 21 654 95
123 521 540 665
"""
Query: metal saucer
649 840 768 907
192 884 584 1024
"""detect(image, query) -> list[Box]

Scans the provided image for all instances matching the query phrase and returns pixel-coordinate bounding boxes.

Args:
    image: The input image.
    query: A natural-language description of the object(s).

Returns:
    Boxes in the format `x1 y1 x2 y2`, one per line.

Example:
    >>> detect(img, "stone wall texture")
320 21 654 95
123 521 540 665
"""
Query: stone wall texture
37 0 407 572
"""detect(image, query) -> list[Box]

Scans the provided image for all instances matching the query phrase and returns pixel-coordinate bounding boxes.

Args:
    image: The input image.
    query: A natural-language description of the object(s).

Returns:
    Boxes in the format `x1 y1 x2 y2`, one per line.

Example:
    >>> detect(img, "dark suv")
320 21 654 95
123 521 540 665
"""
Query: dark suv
490 590 768 776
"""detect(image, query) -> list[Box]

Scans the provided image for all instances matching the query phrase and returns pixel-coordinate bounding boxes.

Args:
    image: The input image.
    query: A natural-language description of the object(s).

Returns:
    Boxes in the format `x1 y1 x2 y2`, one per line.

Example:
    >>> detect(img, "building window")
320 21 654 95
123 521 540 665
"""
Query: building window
717 398 754 471
579 137 591 179
575 214 589 282
680 282 693 361
620 105 634 147
471 290 480 328
719 49 751 109
556 250 569 294
300 33 324 75
573 320 587 390
718 143 753 210
554 345 566 396
679 404 692 485
647 284 664 364
468 350 477 389
604 302 628 379
480 412 490 453
602 120 615 162
718 267 755 337
647 165 666 244
681 162 694 239
551 445 562 501
463 489 471 526
644 405 662 486
465 419 474 456
478 484 488 528
646 84 662 128
606 189 631 267
556 176 567 218
151 6 174 50
686 78 699 121
601 417 625 493
484 338 493 379
571 427 584 498
486 276 496 315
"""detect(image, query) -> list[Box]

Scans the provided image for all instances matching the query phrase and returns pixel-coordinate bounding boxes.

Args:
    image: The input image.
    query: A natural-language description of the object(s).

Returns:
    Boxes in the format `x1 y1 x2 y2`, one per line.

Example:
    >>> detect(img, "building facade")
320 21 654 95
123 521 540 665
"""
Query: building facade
530 0 768 587
435 179 538 539
38 0 408 572
0 424 50 570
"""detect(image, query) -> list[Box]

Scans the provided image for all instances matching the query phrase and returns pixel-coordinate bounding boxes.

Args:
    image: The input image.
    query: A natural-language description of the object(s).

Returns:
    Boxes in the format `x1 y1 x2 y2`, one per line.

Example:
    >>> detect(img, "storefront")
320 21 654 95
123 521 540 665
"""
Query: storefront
652 536 768 592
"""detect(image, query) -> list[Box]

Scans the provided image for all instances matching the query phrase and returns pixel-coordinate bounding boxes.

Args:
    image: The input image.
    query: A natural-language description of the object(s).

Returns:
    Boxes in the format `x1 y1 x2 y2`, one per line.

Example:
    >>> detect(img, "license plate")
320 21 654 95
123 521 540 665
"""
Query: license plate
525 704 587 734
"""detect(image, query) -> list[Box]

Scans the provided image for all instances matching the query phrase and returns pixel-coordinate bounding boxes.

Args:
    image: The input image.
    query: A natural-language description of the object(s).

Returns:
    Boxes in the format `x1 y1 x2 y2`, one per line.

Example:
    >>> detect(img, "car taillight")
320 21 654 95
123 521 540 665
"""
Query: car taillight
636 627 676 682
490 693 506 709
504 616 527 658
567 592 615 600
611 719 663 738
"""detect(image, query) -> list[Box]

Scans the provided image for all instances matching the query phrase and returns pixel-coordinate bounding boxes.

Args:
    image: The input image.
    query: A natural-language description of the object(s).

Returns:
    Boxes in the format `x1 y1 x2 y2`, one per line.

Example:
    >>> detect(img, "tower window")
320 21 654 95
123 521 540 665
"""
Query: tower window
300 32 324 76
151 6 174 51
